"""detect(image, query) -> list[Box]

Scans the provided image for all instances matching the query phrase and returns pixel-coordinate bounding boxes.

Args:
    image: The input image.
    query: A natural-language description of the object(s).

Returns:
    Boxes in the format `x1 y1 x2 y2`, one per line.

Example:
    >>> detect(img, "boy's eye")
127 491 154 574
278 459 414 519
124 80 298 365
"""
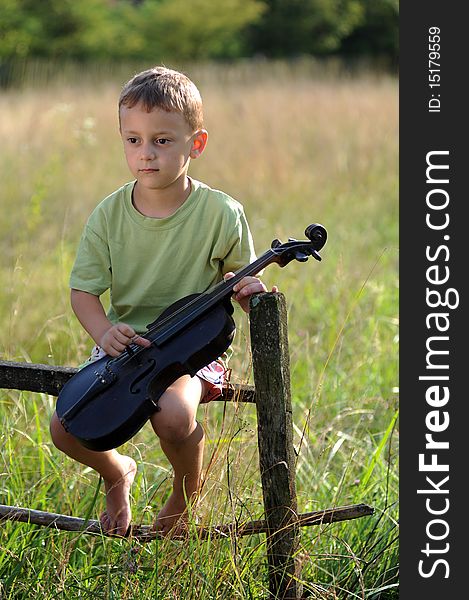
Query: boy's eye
127 137 138 144
156 138 170 145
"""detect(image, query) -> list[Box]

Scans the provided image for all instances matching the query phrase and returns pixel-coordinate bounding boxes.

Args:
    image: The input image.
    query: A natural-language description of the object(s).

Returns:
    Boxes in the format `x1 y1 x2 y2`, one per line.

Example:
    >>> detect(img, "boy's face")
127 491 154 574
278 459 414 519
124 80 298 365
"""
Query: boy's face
119 102 206 196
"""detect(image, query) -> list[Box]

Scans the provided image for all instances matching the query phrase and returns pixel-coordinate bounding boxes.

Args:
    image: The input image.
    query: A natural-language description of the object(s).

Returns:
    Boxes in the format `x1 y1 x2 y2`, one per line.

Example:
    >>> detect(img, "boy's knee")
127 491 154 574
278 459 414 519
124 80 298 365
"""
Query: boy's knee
152 413 196 444
151 378 200 443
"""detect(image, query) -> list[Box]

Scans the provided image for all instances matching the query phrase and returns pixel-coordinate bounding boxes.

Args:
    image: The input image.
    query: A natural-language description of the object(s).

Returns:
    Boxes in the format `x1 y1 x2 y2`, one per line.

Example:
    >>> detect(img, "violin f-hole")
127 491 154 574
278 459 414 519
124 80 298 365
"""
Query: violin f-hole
129 358 157 394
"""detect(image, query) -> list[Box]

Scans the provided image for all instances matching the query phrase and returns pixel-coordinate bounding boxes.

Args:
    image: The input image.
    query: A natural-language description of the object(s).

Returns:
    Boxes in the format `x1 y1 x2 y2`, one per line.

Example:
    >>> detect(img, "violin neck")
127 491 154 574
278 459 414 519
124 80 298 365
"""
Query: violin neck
207 249 277 302
151 249 278 346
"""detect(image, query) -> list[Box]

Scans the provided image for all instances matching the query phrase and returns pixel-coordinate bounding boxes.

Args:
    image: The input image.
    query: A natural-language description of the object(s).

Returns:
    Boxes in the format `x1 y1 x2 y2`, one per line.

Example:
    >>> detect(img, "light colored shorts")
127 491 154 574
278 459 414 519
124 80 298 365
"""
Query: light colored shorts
85 346 226 404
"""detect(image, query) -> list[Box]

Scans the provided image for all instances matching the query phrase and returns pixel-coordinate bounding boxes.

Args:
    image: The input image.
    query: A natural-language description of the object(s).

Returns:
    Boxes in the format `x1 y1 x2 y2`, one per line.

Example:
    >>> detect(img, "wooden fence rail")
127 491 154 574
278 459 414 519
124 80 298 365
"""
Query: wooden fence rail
0 359 255 402
0 503 374 543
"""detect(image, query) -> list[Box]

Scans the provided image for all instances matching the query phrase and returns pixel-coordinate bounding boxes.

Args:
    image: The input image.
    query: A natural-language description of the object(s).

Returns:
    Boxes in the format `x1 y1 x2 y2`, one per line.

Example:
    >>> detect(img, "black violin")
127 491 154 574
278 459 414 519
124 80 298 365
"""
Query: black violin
56 223 327 451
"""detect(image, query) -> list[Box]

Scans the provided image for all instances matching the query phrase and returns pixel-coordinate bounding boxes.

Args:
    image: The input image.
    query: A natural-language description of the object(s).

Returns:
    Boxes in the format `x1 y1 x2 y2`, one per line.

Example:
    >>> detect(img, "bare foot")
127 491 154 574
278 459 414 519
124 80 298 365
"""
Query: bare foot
100 455 137 536
156 492 192 536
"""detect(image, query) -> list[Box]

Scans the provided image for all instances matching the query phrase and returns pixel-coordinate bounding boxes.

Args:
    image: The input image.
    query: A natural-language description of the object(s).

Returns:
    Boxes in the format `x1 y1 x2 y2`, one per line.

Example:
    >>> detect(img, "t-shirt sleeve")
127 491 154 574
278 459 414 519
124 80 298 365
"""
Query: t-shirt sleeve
69 223 112 296
221 207 257 275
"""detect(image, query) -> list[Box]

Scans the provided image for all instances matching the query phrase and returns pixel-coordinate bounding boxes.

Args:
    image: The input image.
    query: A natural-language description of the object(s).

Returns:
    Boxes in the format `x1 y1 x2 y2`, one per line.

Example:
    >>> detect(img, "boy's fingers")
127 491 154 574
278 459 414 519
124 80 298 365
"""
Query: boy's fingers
225 273 275 304
113 329 133 345
132 335 151 347
105 324 151 350
232 276 262 291
116 323 136 339
235 280 267 297
105 341 126 356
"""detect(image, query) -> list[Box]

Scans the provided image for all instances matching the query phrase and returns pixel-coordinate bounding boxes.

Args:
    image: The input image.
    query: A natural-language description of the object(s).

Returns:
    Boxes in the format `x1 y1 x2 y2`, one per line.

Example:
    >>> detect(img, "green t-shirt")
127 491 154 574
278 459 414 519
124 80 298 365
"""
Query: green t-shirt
70 178 257 334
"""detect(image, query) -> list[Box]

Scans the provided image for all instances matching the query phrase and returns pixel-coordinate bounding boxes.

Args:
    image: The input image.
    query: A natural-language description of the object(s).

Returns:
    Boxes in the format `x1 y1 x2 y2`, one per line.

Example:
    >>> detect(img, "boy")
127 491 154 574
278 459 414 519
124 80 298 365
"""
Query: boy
50 66 274 536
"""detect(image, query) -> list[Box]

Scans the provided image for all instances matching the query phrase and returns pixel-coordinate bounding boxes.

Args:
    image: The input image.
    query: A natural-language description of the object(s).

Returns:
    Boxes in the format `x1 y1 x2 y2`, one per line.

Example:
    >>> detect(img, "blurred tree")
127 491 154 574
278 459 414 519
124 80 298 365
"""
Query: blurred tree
0 0 265 61
340 0 398 65
247 0 365 56
0 0 41 58
136 0 265 61
0 0 398 64
0 0 125 59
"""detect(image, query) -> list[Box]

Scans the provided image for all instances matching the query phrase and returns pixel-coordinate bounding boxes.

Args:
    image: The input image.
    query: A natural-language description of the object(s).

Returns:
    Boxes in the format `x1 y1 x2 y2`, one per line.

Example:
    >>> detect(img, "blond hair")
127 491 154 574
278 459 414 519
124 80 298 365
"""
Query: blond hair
119 66 204 132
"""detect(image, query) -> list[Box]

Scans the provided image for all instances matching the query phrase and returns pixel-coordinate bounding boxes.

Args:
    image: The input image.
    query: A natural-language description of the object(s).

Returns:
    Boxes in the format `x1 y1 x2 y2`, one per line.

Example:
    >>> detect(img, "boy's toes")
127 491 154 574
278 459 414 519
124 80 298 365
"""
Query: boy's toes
155 519 171 536
100 511 112 533
100 510 130 537
115 517 131 537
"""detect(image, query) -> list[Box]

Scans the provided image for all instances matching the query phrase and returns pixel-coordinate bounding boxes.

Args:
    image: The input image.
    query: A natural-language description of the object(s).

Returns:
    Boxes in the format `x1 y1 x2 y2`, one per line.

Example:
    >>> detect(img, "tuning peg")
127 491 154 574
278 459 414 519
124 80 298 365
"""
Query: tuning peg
311 250 322 261
294 251 309 262
271 238 282 248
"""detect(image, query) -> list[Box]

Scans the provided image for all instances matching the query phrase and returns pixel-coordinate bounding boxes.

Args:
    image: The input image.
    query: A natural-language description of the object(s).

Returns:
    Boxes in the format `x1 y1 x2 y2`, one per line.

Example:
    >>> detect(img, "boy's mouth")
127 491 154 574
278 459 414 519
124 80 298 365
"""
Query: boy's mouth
139 168 158 173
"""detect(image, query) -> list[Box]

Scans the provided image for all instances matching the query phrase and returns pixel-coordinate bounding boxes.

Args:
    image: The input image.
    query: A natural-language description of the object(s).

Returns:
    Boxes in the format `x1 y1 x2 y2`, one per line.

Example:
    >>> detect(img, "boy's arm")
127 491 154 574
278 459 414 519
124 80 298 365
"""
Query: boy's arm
71 289 150 357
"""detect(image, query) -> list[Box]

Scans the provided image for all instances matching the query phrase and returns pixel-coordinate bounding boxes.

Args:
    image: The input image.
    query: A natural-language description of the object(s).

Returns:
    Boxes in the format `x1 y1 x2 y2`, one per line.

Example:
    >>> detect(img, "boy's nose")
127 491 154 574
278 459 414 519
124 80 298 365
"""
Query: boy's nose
140 144 156 160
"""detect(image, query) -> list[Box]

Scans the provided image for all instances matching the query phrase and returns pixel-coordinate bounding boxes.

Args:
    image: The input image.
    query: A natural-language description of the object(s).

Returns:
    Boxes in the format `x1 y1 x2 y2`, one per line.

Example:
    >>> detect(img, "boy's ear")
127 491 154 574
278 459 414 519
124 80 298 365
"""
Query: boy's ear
190 129 208 159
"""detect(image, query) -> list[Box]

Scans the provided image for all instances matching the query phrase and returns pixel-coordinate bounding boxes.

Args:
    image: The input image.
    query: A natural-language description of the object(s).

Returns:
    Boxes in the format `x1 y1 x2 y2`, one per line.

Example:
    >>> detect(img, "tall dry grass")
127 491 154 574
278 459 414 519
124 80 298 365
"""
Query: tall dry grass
0 61 398 598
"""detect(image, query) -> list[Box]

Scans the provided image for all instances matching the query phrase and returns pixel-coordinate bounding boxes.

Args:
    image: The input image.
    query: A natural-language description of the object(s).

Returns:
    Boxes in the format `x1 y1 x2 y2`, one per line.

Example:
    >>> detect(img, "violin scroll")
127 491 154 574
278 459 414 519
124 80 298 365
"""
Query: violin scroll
270 223 328 267
305 223 327 250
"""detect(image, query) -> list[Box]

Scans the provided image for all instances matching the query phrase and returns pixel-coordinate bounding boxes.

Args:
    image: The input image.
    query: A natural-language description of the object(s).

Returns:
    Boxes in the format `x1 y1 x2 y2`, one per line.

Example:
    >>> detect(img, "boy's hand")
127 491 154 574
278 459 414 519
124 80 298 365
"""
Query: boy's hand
224 273 279 313
100 323 151 357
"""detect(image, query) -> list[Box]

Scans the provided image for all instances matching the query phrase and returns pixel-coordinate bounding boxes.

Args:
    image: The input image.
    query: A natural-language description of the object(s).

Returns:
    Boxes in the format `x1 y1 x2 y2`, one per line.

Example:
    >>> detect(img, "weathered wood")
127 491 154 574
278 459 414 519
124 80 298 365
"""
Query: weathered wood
0 503 374 542
0 360 255 402
0 361 78 396
249 293 301 600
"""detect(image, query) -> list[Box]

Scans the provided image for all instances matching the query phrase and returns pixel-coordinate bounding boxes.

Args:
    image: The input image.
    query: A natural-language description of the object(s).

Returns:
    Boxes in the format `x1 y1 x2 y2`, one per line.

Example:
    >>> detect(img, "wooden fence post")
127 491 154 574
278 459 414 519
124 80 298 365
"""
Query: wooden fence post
249 292 301 600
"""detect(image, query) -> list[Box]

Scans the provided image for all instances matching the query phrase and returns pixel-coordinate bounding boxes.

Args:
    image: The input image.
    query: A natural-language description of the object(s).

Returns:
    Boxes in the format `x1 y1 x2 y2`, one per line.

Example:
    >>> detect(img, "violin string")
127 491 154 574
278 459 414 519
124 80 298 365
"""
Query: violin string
144 250 276 337
107 250 277 368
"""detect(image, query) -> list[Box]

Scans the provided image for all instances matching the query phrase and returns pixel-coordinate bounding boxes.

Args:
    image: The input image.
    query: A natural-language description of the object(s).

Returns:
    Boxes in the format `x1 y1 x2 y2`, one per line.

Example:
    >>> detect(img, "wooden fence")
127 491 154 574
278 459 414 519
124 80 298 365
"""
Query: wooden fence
0 293 373 600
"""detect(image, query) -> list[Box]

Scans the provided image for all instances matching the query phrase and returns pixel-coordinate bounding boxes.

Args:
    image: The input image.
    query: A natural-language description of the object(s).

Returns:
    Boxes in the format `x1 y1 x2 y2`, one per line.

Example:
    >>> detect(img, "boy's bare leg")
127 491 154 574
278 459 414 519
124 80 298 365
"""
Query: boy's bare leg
50 412 137 536
150 375 206 535
51 374 205 536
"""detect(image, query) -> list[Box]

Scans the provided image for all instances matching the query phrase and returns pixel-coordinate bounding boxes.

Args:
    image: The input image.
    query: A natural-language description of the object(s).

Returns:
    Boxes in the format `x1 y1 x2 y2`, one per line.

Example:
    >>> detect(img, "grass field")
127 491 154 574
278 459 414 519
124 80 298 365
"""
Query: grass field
0 61 398 598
